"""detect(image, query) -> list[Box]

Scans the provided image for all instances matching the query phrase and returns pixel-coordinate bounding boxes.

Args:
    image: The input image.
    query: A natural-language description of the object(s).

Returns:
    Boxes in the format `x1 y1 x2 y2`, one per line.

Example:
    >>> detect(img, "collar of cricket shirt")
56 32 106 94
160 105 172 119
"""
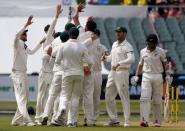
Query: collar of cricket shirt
93 38 100 44
116 39 127 47
146 47 157 53
68 39 78 42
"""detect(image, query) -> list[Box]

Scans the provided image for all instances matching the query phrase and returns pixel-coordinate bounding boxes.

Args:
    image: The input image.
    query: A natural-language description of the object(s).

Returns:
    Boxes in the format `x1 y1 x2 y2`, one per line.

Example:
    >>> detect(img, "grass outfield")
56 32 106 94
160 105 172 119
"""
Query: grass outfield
0 101 185 131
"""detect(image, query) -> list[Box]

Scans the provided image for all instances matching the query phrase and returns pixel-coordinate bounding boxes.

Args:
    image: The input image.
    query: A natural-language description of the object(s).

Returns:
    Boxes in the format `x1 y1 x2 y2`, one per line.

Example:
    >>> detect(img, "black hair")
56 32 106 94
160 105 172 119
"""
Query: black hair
86 21 97 32
44 24 50 33
93 29 100 37
60 31 69 42
69 27 79 39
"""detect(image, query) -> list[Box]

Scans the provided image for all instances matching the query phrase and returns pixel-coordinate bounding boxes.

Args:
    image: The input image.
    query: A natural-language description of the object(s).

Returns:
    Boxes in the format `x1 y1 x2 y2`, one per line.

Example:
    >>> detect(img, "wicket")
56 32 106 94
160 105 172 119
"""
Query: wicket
170 87 179 123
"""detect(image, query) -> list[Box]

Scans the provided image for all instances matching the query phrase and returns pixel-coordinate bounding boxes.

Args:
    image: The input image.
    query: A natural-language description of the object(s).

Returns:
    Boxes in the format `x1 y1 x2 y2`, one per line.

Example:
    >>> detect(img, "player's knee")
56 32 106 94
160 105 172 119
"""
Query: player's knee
105 91 111 102
152 97 162 105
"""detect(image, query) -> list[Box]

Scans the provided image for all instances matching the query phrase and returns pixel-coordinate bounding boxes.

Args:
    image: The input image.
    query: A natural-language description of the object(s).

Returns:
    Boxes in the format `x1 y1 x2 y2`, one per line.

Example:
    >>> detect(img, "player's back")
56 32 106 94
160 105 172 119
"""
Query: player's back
61 39 88 77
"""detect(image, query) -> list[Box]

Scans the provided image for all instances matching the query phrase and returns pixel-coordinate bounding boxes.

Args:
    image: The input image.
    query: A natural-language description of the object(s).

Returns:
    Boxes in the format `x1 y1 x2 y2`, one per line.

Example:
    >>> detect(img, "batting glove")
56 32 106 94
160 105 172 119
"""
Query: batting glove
131 76 139 86
165 75 173 85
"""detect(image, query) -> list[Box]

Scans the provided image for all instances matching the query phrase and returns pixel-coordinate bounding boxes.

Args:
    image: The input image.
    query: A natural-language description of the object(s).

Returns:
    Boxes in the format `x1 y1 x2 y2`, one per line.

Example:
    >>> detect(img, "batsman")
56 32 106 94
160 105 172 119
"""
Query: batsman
131 34 173 127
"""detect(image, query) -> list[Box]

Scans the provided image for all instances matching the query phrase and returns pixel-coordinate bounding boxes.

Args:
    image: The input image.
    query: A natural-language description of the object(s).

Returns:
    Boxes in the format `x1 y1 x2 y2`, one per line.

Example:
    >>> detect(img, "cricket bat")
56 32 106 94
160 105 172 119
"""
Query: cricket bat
164 81 170 122
164 61 172 122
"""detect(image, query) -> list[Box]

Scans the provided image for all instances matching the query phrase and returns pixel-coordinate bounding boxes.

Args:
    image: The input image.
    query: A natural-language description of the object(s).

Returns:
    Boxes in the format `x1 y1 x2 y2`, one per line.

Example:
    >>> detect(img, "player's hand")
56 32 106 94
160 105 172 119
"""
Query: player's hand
56 4 63 18
25 16 33 27
131 76 139 86
77 3 85 13
84 65 91 76
101 52 107 61
112 64 120 71
166 75 173 85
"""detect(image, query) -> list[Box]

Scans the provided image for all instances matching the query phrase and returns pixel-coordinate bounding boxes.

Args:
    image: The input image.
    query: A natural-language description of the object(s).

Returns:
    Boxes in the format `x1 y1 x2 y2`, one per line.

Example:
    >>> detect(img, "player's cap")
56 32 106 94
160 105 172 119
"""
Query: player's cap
65 23 75 31
115 26 127 33
60 31 69 42
146 34 158 43
69 27 79 37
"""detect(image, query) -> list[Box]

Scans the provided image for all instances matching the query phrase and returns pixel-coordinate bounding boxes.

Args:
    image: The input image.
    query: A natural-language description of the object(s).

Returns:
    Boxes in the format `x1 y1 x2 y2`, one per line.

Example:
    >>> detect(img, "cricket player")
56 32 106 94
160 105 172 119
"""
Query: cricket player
82 29 107 123
102 27 135 127
35 4 62 125
41 21 75 126
72 4 97 126
131 34 169 127
41 31 70 126
54 27 92 127
11 16 42 126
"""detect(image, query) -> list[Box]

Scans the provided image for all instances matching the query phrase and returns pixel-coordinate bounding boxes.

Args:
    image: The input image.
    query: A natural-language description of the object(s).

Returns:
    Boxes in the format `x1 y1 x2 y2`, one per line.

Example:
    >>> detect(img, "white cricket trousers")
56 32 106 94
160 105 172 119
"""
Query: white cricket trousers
83 73 94 124
140 73 163 124
92 71 102 120
35 71 53 122
10 72 32 124
105 70 130 124
42 73 62 119
58 75 83 124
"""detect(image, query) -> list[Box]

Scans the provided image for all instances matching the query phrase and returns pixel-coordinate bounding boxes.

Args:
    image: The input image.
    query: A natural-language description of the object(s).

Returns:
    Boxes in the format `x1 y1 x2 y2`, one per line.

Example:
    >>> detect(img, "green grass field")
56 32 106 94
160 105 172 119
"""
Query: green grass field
0 101 185 131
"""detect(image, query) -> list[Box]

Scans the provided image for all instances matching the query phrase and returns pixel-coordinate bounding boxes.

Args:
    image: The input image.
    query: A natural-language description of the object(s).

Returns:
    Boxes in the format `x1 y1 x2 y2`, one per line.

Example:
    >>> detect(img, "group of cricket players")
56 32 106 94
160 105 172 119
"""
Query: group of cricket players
10 3 173 128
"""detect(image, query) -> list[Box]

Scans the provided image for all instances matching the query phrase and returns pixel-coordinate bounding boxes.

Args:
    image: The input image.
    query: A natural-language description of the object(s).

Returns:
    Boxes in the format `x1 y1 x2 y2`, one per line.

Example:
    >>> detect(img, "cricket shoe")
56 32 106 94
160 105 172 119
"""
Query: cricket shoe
104 120 120 127
54 110 66 126
68 123 77 128
124 123 130 128
140 121 149 127
41 116 48 125
35 120 42 125
11 121 25 126
154 120 161 127
25 122 36 126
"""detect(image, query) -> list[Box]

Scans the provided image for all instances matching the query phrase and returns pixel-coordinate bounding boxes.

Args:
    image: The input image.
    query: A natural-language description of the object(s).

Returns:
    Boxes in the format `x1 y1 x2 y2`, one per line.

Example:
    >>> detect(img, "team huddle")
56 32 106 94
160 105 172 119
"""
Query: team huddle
10 4 172 128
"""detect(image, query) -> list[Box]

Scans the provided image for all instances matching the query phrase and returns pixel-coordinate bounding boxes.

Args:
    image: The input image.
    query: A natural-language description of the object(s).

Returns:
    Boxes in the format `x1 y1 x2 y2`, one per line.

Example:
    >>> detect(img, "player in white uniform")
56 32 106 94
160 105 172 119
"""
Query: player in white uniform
102 27 135 127
82 29 107 123
35 5 62 125
131 34 169 127
72 4 97 126
11 16 42 126
41 31 70 126
54 27 92 127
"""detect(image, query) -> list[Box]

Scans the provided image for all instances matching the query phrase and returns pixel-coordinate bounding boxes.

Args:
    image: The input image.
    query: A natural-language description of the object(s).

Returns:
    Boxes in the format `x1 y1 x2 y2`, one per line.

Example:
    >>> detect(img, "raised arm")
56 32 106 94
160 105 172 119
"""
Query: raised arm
25 37 47 55
72 4 85 26
14 16 33 48
44 4 63 48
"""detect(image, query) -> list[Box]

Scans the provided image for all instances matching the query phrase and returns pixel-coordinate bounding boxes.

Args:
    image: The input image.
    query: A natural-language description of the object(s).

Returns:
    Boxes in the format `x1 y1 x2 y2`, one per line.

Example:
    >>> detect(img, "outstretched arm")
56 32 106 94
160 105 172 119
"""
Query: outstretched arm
44 4 63 48
14 16 33 48
25 38 46 55
72 4 85 26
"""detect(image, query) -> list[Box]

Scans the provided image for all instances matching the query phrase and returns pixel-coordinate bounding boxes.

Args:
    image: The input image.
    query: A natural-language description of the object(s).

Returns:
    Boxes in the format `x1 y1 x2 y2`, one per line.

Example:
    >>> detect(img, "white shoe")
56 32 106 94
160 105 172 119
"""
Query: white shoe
154 123 161 127
11 122 25 126
26 122 36 126
104 120 120 126
35 120 42 125
124 123 130 127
